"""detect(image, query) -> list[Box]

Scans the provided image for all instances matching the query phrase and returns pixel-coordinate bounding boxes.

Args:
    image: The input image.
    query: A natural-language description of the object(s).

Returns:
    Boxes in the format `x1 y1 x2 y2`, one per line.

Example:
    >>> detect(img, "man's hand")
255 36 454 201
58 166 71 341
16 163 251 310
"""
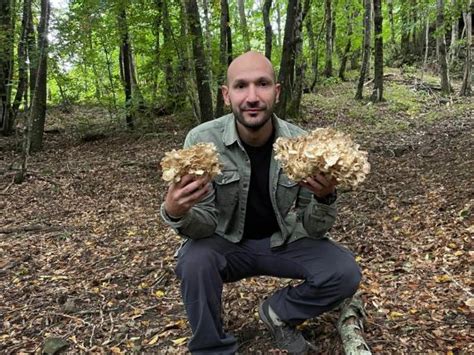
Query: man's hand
164 174 211 219
299 173 337 199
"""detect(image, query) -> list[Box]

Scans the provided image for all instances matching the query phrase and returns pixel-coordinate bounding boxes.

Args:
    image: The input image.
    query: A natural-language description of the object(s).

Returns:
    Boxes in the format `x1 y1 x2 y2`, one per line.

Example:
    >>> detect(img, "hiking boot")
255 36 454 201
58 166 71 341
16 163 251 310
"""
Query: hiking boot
258 299 309 354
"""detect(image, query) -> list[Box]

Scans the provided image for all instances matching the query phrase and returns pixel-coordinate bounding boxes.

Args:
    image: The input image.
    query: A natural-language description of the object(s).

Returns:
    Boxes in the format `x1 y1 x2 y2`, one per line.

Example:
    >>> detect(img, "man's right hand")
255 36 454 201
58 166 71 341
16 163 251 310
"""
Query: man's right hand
164 174 211 219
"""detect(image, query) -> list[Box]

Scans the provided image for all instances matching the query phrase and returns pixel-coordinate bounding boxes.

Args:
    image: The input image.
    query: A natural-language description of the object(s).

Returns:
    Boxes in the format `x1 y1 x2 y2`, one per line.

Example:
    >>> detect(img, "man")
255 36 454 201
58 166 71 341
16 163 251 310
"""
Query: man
161 51 361 354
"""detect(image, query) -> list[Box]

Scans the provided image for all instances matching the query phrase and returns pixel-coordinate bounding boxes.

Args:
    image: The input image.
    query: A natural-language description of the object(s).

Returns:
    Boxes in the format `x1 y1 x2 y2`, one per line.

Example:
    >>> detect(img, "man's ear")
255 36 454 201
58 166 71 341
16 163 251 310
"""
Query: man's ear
221 85 230 105
275 83 281 103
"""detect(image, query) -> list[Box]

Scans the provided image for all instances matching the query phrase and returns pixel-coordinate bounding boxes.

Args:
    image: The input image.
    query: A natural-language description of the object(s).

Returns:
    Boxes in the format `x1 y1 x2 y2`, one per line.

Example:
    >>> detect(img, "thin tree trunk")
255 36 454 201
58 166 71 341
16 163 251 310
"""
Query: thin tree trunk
421 16 430 82
276 2 282 47
355 0 371 100
324 0 333 77
288 0 310 118
263 0 273 60
162 0 177 109
339 5 355 81
29 0 50 152
215 0 231 117
437 0 451 96
370 0 383 102
102 43 117 111
27 0 36 109
201 0 213 85
306 7 318 91
277 0 303 118
400 4 411 61
118 9 134 128
185 0 214 122
238 0 251 51
449 0 459 64
387 0 395 47
0 0 15 135
460 1 472 96
152 0 162 105
12 0 32 122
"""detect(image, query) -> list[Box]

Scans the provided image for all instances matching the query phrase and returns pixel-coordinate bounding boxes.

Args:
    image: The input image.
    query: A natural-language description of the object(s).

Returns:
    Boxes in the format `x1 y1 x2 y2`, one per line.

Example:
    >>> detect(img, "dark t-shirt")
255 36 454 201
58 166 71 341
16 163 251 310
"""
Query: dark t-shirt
241 133 280 239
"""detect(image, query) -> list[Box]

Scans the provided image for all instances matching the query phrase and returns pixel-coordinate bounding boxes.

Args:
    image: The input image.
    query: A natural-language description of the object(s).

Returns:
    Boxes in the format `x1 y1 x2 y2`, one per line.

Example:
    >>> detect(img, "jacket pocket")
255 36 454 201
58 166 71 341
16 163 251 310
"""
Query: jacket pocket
214 170 240 232
276 173 299 216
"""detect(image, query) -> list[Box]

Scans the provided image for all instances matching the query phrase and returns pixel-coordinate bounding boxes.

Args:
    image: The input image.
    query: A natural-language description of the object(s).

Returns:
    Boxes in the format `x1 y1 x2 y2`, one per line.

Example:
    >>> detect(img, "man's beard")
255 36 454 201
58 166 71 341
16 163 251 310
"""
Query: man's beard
232 103 275 131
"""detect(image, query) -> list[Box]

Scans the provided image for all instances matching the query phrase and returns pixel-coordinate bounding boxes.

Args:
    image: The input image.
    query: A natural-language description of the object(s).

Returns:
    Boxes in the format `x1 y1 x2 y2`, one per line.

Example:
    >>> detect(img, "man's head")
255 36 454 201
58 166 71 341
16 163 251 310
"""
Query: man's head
221 51 280 132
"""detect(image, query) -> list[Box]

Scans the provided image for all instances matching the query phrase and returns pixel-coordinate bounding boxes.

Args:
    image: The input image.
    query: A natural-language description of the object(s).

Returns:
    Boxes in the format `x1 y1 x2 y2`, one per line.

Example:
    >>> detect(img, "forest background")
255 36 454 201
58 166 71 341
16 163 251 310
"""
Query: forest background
0 0 473 353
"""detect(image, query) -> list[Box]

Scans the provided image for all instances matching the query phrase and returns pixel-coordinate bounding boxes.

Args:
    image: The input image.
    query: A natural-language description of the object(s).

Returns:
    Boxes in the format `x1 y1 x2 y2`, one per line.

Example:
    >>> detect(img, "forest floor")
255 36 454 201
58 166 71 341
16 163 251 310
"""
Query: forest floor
1 70 473 354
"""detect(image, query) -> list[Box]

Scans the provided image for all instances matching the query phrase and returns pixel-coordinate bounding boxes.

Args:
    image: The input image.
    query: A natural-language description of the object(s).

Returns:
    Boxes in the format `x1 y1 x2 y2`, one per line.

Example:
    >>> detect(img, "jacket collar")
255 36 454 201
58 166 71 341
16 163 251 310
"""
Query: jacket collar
222 113 292 147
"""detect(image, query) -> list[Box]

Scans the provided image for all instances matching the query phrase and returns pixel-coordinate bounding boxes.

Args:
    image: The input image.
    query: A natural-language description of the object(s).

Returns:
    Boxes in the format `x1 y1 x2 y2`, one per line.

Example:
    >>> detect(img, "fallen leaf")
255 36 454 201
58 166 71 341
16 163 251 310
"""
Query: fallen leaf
171 337 188 346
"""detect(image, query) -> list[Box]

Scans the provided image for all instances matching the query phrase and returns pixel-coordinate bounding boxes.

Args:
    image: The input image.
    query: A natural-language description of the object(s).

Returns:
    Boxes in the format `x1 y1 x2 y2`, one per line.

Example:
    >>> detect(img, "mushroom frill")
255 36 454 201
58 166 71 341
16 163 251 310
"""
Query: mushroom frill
273 128 370 188
160 143 222 184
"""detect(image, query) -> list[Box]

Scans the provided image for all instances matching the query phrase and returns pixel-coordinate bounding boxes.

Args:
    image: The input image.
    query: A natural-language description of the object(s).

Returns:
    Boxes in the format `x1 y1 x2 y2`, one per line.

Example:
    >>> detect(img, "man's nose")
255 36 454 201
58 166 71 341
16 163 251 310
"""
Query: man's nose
246 84 258 103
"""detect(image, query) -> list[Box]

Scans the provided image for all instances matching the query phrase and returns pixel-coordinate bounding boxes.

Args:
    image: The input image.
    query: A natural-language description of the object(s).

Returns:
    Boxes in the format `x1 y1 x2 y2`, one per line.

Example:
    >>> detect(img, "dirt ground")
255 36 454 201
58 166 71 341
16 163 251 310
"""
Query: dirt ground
1 82 473 354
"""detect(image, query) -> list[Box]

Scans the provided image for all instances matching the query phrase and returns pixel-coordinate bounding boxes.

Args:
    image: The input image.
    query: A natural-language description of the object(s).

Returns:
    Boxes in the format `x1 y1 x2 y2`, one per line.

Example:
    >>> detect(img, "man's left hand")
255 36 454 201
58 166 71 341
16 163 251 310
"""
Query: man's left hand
299 173 337 199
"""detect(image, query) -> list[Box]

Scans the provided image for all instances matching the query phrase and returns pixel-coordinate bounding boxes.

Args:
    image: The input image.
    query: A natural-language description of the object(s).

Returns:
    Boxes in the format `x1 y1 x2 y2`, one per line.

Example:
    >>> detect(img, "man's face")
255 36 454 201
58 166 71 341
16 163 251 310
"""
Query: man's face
221 54 280 131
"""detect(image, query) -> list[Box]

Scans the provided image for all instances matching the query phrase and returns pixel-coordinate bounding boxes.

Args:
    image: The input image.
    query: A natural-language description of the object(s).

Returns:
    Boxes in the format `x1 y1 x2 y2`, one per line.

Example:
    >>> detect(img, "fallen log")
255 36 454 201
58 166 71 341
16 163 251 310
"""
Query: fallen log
337 293 372 355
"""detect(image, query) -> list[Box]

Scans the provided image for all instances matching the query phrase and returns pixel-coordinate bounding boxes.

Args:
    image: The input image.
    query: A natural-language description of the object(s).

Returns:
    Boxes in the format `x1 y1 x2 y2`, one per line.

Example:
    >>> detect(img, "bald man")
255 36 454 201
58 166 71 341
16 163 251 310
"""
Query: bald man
161 52 361 354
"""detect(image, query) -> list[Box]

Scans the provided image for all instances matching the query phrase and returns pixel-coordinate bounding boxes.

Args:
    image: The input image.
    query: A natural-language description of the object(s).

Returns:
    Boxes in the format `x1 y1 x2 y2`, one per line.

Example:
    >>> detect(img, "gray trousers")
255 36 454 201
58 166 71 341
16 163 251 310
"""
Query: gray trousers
175 235 361 354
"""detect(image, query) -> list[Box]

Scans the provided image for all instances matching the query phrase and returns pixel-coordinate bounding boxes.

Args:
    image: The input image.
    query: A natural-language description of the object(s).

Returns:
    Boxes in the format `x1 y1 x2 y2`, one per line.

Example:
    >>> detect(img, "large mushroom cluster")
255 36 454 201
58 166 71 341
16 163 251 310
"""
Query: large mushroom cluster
160 143 221 184
273 128 370 188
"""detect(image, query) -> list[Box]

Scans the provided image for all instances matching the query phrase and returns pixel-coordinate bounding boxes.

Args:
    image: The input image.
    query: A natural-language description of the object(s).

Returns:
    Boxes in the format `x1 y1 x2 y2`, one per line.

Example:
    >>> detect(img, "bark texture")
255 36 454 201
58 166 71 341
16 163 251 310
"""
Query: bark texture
185 0 214 121
355 0 371 100
437 0 451 96
370 0 384 102
29 0 50 152
460 1 472 96
263 0 273 60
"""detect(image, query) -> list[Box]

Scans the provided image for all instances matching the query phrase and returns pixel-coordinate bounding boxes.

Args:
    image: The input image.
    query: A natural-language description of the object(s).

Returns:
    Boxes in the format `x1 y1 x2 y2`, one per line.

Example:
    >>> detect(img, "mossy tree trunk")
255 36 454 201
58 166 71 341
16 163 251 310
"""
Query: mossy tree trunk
29 0 50 152
355 0 371 100
460 0 472 96
215 0 232 118
185 0 214 122
370 0 384 102
263 0 273 60
437 0 451 96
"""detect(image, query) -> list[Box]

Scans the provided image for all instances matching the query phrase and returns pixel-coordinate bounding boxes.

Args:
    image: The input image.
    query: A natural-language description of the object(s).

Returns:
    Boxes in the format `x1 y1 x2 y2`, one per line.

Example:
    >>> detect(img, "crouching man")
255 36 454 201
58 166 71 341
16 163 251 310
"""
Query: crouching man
161 51 361 355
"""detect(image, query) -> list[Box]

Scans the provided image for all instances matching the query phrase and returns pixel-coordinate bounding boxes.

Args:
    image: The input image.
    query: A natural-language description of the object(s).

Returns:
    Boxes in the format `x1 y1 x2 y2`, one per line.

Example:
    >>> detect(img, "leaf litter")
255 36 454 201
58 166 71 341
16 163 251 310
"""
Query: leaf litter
0 91 473 353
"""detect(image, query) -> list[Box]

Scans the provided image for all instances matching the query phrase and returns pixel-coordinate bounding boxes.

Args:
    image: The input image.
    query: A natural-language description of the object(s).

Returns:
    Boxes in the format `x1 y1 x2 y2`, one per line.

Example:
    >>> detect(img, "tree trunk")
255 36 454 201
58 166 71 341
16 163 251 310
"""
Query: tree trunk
238 0 251 52
421 16 430 82
400 4 411 62
449 0 459 64
162 0 179 110
324 0 333 77
276 0 303 119
27 0 36 109
201 0 213 85
437 0 451 96
215 0 231 118
263 0 273 60
337 294 372 354
288 0 310 118
276 1 282 47
12 0 31 122
370 0 383 102
355 0 371 100
306 6 318 91
460 1 472 96
185 0 214 122
118 9 134 129
0 0 15 135
387 0 395 47
102 43 117 110
339 6 355 81
29 0 50 152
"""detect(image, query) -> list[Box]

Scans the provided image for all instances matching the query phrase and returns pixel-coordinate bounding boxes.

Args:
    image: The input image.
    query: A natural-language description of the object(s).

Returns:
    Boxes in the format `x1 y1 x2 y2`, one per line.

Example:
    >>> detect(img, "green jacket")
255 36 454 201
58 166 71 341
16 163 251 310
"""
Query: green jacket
160 114 337 248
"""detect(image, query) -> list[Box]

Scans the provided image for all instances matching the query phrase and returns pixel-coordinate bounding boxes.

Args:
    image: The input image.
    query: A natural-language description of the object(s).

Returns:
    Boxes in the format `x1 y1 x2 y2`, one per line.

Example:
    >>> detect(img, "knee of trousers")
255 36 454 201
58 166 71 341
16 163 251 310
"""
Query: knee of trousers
334 259 362 299
175 245 225 282
308 259 362 300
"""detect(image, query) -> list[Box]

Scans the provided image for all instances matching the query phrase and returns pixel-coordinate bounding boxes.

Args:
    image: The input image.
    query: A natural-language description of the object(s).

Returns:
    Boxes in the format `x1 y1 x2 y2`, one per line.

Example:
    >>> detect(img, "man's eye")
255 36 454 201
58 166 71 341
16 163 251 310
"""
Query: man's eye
259 81 268 87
